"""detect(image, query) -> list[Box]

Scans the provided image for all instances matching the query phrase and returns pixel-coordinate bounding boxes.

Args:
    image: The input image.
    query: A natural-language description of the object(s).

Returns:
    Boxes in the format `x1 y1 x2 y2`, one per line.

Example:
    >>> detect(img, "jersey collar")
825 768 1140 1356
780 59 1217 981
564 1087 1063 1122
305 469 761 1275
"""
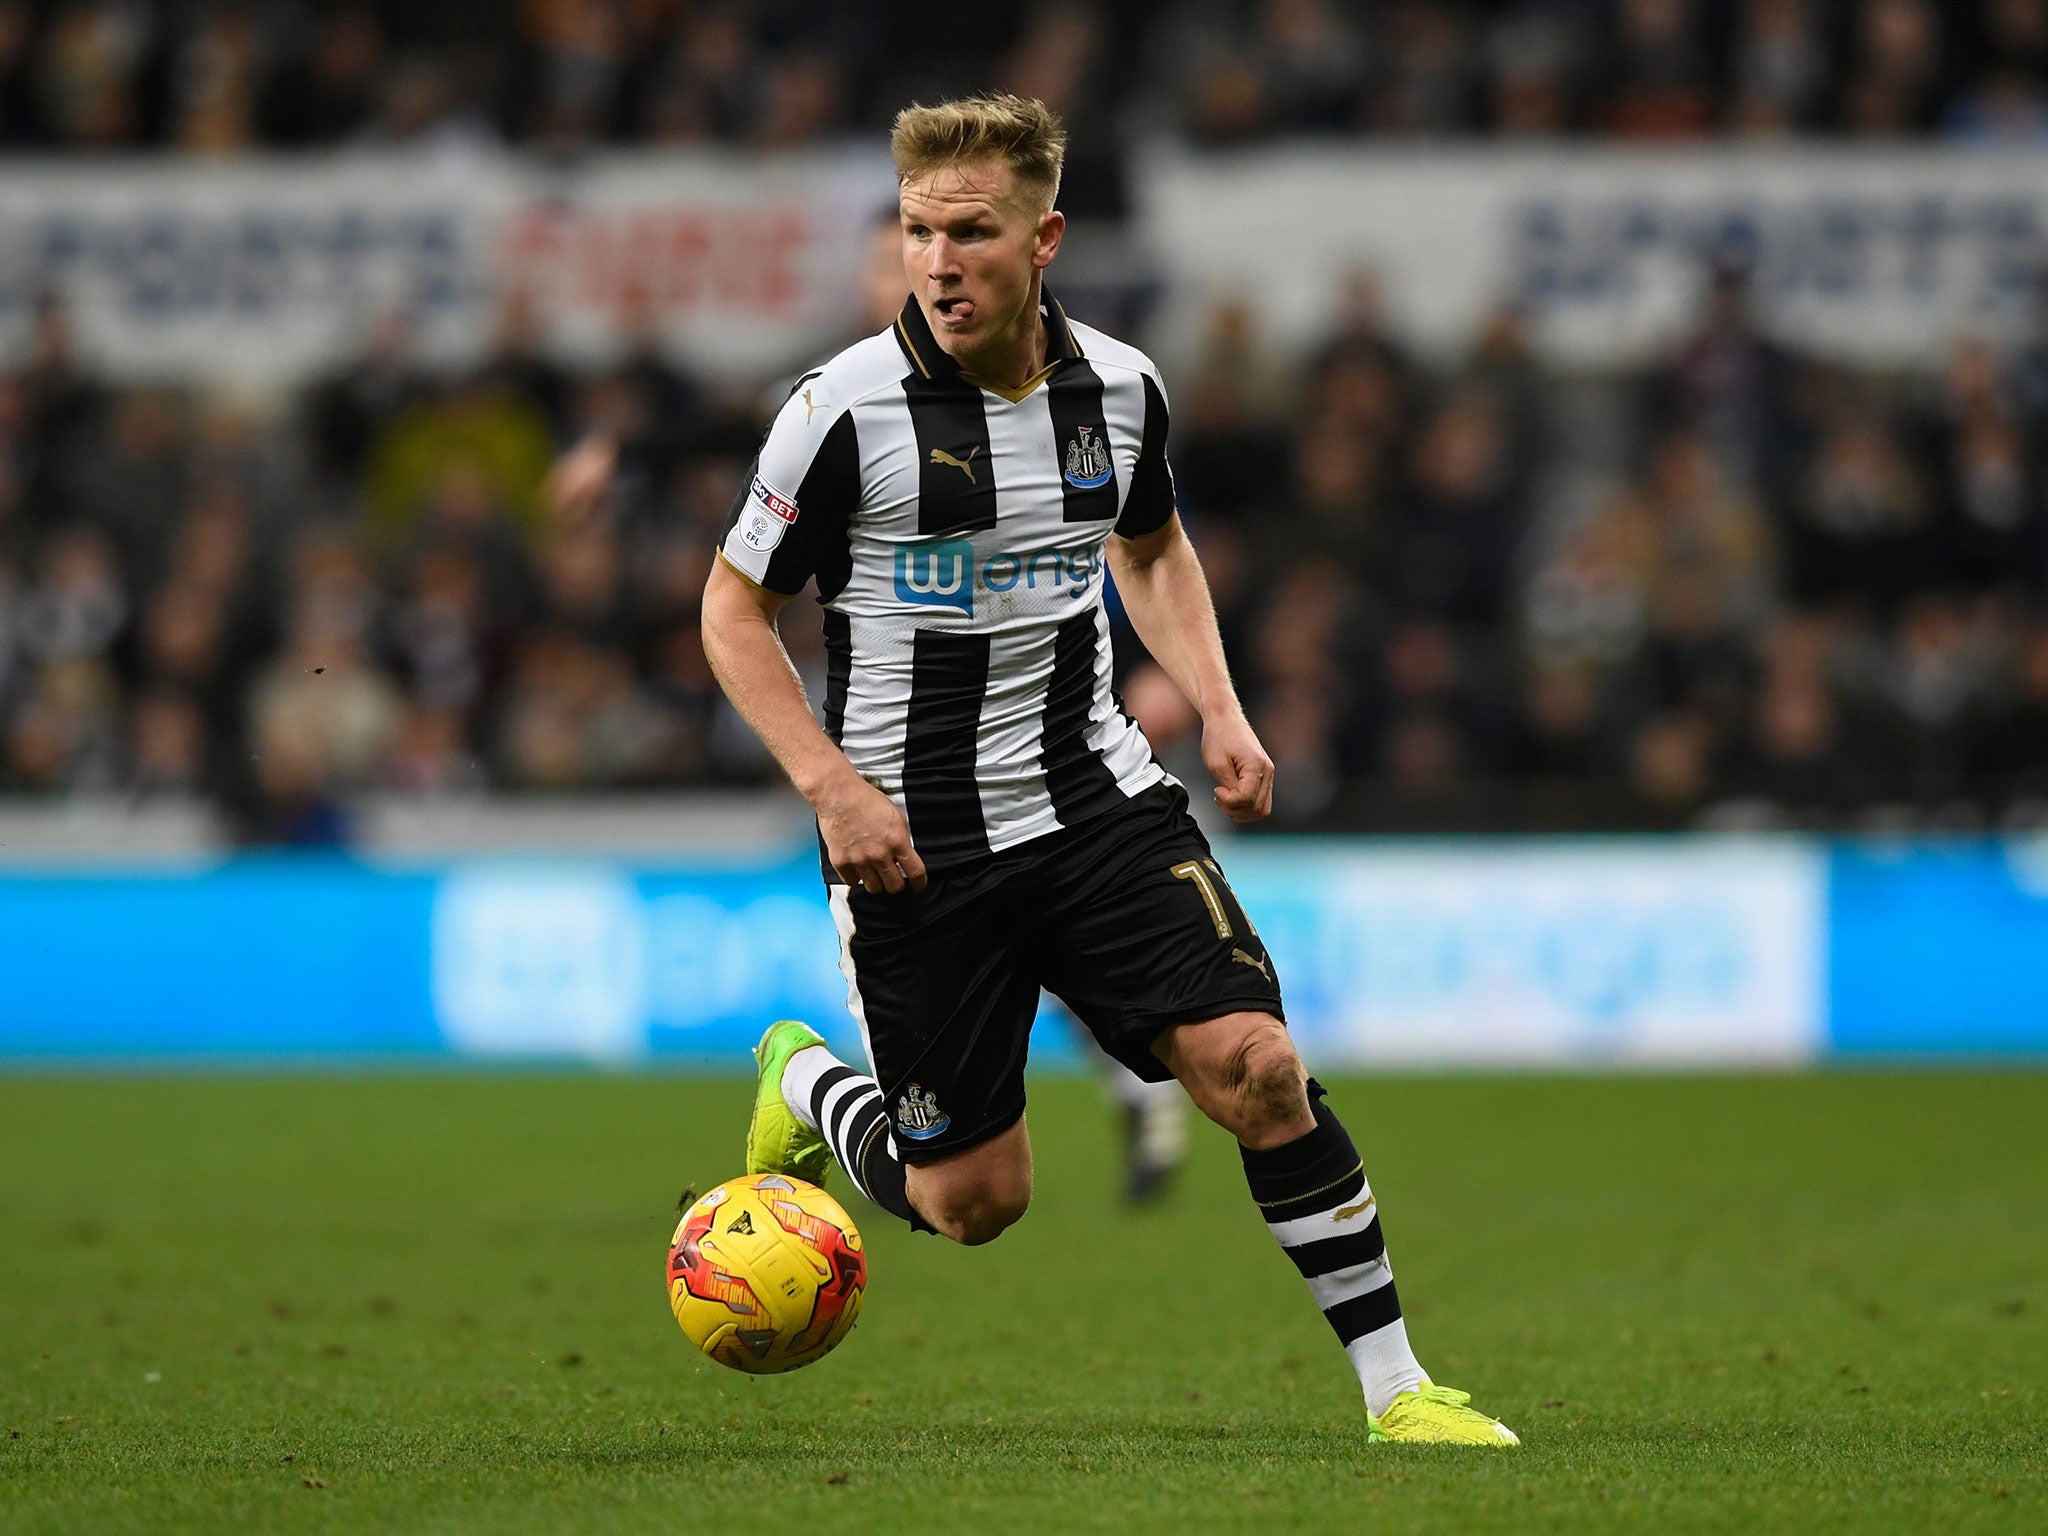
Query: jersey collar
893 287 1084 389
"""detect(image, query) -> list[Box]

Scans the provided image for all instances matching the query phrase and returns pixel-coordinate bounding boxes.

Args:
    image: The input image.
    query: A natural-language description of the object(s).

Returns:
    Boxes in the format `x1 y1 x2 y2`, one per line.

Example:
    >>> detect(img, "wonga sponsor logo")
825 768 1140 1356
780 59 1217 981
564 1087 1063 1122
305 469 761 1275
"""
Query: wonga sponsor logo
892 539 1102 617
893 540 975 614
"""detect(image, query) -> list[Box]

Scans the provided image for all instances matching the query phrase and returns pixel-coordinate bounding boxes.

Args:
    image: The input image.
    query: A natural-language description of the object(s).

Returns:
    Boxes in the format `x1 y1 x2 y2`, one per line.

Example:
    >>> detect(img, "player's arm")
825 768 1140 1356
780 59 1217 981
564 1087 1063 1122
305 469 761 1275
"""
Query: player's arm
1109 513 1273 824
701 561 926 894
703 391 926 895
1105 365 1273 823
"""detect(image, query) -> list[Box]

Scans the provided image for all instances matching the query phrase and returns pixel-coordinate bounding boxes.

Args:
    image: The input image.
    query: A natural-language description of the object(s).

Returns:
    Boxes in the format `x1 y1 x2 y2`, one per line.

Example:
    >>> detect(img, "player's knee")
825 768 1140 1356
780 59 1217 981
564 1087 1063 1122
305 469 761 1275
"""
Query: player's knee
1225 1025 1308 1135
910 1158 1032 1246
932 1183 1029 1246
953 1198 1028 1247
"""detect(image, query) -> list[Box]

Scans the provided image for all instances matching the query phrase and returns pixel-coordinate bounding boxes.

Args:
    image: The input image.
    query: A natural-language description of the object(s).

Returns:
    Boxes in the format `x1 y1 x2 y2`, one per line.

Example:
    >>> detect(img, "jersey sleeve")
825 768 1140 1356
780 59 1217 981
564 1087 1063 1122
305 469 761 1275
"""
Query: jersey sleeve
719 380 860 597
1114 369 1176 539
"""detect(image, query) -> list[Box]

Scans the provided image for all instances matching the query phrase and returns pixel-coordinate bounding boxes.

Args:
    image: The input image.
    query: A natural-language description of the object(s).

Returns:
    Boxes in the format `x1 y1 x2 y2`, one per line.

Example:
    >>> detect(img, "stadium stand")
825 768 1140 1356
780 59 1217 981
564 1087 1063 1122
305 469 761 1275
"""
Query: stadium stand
1 1 2047 152
0 0 2045 838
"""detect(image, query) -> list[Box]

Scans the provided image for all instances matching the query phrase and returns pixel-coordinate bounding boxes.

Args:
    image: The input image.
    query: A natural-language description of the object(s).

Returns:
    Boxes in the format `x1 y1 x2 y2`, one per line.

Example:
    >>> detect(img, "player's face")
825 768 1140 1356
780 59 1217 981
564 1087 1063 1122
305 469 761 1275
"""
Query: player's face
899 159 1062 369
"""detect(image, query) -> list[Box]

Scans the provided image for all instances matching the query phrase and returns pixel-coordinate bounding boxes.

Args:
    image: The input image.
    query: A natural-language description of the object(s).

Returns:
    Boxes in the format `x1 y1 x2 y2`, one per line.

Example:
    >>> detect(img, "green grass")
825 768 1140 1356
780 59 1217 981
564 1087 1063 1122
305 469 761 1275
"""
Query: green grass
1 1072 2043 1535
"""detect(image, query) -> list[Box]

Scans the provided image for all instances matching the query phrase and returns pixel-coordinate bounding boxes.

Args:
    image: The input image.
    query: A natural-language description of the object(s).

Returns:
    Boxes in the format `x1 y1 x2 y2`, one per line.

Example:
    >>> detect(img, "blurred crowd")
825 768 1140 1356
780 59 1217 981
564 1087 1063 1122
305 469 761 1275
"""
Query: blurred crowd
0 291 783 840
3 259 2046 837
1 1 2046 837
4 0 2048 160
1153 272 2048 831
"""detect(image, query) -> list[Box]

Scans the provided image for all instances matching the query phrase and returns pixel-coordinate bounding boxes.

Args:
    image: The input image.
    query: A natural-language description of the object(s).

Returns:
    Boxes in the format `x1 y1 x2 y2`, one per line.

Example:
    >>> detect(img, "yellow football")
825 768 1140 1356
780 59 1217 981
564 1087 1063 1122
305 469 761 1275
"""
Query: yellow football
666 1174 866 1374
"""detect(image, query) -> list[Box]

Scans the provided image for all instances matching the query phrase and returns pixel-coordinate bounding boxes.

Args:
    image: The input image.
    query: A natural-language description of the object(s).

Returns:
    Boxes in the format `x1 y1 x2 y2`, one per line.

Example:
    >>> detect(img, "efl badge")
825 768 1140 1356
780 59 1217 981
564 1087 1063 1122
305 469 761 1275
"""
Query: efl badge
740 475 798 553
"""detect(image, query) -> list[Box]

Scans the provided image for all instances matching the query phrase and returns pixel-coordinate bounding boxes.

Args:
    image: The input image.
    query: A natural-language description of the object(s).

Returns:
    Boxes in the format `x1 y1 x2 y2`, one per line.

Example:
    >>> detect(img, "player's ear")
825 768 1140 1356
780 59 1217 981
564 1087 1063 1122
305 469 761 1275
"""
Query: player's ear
1033 208 1064 271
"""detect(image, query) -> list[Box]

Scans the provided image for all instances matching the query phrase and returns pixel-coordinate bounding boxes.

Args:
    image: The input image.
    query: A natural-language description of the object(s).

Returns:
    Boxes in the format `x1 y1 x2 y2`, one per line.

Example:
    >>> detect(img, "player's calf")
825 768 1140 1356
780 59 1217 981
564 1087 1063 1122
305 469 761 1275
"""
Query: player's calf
1157 1013 1516 1441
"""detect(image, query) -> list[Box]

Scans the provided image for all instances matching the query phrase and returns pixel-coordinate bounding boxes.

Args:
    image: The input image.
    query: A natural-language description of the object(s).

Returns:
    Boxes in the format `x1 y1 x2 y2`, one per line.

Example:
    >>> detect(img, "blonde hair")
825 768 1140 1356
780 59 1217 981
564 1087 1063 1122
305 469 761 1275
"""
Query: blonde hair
891 94 1066 213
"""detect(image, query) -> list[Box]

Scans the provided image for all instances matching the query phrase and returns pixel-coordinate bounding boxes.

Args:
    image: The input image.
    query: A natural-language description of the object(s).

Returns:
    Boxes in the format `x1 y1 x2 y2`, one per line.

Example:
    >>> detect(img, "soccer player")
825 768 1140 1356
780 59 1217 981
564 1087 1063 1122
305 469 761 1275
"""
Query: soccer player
548 203 1188 1203
702 93 1515 1445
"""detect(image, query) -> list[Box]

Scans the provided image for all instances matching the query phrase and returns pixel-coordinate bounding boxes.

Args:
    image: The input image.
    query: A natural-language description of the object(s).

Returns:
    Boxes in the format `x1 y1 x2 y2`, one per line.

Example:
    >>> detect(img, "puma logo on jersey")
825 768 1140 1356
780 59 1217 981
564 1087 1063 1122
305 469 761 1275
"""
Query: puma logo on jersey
803 387 827 424
930 446 981 483
1333 1195 1375 1223
1230 947 1270 980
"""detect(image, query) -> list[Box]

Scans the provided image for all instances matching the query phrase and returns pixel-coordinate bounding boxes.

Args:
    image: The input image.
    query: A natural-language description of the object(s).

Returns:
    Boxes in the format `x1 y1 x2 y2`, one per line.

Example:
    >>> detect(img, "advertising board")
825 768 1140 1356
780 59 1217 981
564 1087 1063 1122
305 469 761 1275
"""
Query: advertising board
5 837 2036 1066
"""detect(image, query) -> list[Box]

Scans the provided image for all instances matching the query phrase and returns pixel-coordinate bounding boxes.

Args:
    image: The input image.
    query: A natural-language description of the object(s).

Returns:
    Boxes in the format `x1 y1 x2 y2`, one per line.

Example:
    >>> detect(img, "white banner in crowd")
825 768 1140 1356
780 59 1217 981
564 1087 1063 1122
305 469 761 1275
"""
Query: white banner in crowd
1139 145 2048 370
0 148 896 387
1 145 2041 385
493 149 896 378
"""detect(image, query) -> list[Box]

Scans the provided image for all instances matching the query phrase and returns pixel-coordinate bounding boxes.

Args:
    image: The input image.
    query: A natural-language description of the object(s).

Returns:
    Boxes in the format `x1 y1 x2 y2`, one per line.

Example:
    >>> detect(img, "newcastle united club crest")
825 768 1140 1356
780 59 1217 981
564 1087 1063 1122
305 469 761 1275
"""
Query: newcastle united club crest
895 1083 951 1141
1063 425 1112 489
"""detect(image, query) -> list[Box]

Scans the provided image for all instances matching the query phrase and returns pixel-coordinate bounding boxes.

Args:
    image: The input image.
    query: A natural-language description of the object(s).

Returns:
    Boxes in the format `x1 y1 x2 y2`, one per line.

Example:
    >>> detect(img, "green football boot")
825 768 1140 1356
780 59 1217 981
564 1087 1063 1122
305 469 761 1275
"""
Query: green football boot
745 1020 833 1186
1367 1383 1520 1446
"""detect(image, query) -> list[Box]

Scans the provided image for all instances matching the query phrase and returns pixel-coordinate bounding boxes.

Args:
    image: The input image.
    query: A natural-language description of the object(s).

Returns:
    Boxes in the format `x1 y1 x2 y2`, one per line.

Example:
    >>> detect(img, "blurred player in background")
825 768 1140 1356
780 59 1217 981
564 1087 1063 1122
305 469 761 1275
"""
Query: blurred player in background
549 204 905 523
705 93 1514 1445
551 197 1188 1204
1088 661 1202 1200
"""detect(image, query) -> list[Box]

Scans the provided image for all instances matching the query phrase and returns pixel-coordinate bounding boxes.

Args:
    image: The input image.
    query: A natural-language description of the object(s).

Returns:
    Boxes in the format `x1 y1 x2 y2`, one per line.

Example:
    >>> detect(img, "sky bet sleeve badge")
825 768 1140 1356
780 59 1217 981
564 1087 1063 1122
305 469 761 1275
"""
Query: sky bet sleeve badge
740 475 799 553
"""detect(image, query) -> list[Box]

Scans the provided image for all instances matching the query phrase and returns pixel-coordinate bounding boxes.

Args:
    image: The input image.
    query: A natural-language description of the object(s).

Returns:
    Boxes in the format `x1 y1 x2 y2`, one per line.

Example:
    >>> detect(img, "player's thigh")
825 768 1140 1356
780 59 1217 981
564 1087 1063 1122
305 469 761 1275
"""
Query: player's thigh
1034 783 1285 1079
832 860 1040 1168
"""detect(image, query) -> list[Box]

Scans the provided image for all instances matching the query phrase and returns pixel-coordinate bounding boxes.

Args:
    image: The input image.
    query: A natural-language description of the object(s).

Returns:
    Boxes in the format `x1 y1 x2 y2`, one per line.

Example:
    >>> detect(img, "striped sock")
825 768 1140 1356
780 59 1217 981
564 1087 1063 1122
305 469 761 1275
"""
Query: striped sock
781 1046 929 1232
1241 1086 1427 1417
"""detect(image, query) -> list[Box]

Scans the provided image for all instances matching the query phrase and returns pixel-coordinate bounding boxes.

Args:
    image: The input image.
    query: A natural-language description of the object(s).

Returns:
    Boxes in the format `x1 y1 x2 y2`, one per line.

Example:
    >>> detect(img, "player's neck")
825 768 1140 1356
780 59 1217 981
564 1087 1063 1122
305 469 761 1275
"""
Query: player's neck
947 276 1048 391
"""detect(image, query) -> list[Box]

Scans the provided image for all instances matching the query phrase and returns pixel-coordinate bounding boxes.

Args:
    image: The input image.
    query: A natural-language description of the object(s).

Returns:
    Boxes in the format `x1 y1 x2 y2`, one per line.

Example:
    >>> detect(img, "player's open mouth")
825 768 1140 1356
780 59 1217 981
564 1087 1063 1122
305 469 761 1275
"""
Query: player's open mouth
934 296 975 324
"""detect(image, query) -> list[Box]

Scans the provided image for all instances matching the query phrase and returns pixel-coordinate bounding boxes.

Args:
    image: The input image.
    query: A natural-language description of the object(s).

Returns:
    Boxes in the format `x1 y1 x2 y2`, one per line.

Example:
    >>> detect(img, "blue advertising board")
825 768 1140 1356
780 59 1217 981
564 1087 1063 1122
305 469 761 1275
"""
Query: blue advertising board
1827 841 2048 1056
0 838 2043 1065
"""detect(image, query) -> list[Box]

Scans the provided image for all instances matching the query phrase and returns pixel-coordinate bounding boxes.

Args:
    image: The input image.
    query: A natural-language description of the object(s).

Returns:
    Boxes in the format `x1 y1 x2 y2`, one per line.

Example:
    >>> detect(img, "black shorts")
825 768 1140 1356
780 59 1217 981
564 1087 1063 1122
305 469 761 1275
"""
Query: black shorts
828 782 1285 1165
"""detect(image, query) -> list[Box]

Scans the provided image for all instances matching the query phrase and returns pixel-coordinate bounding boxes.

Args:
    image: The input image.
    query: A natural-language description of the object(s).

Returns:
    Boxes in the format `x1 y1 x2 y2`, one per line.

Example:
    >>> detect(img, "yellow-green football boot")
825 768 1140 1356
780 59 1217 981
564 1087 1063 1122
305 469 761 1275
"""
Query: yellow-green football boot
745 1020 833 1186
1367 1383 1519 1446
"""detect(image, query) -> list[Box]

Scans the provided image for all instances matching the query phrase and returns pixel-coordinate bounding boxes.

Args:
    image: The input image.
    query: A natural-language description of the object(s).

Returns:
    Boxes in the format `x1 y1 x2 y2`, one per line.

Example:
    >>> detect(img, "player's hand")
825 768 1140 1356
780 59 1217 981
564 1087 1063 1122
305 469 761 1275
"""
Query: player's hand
547 432 617 524
1202 711 1275 823
814 769 929 895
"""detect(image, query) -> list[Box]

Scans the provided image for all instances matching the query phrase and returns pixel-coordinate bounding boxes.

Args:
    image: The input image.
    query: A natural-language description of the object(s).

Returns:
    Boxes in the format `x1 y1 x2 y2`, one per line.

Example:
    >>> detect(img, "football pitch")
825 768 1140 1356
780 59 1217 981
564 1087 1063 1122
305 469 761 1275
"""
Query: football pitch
2 1072 2041 1535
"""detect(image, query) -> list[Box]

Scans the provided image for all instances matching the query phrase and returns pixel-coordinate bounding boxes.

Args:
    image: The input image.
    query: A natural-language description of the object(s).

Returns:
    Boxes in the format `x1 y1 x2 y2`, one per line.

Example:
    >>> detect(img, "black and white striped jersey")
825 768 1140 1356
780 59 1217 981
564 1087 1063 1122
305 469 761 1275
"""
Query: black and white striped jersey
719 290 1177 871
